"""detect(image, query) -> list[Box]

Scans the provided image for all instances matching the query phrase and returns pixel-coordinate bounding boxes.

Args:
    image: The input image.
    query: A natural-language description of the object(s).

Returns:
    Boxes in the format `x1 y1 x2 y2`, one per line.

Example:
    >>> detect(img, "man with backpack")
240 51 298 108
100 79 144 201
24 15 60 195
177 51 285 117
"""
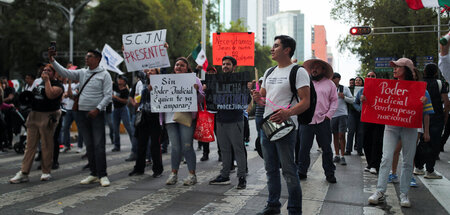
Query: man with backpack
252 35 310 215
297 59 338 183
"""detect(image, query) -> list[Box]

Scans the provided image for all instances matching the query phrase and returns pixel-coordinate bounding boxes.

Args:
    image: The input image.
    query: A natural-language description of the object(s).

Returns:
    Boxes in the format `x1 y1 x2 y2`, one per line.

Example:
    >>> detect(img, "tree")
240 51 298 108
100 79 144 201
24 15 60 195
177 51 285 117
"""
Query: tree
331 0 447 77
160 0 201 66
0 0 90 78
86 0 153 52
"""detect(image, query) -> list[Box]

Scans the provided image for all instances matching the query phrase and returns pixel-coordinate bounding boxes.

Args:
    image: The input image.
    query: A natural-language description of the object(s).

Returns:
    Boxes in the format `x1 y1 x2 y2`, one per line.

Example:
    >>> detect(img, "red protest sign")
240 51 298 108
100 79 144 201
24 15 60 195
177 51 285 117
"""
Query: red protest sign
212 32 255 66
361 78 426 128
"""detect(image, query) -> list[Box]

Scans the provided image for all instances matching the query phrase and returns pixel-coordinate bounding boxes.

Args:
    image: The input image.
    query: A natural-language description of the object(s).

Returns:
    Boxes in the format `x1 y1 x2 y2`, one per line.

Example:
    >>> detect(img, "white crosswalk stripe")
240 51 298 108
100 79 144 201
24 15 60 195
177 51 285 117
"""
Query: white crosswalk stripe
417 171 450 213
0 119 448 215
0 152 129 184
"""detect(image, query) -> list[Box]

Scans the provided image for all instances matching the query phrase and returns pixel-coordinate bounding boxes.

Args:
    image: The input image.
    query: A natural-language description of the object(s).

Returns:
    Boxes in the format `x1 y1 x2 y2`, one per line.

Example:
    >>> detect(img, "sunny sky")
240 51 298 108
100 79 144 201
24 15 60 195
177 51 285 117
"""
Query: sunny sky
279 0 361 86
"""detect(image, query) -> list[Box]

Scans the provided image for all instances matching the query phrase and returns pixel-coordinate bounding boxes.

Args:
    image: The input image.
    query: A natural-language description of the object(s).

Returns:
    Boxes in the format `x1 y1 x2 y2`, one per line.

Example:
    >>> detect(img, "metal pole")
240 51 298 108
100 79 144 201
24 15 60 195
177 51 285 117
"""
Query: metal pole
69 7 74 63
438 8 441 58
201 0 207 80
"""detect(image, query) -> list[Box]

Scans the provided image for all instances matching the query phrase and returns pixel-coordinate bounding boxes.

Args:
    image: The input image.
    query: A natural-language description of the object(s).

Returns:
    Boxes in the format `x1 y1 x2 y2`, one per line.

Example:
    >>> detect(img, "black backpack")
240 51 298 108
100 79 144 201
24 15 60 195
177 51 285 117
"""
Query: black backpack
264 65 317 125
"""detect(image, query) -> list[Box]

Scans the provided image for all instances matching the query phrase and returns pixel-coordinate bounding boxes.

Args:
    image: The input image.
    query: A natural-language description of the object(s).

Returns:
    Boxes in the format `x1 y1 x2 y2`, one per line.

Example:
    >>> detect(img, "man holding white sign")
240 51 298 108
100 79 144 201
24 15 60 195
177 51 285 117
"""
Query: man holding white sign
122 29 170 72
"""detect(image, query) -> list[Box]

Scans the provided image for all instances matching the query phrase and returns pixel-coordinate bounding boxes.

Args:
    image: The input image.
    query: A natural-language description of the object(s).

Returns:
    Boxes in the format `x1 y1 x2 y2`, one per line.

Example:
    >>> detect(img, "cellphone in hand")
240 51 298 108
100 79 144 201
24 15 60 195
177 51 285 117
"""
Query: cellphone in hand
50 41 56 51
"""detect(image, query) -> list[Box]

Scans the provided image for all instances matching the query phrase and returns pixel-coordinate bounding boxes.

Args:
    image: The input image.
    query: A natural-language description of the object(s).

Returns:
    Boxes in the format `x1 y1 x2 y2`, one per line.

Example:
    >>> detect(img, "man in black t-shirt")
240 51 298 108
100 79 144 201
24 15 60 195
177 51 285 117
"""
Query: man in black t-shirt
10 64 63 183
111 75 137 161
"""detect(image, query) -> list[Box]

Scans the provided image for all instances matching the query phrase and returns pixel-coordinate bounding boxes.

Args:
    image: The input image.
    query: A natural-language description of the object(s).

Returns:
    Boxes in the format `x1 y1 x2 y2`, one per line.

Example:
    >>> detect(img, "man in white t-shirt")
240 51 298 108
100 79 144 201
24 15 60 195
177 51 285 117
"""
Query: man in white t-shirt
253 35 310 215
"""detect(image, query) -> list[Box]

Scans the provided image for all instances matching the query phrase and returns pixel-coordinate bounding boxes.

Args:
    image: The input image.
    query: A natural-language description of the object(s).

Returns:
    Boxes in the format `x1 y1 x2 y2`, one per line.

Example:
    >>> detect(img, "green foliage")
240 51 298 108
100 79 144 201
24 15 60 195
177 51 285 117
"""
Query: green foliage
331 0 448 77
0 0 272 79
86 0 153 51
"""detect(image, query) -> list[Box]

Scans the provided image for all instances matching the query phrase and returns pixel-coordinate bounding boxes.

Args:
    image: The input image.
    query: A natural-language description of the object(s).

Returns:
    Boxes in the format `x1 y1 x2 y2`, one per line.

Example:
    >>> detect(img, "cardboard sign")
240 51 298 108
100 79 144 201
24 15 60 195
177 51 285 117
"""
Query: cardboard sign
212 32 255 66
100 44 124 74
122 29 170 72
204 71 251 110
150 73 197 112
361 78 426 128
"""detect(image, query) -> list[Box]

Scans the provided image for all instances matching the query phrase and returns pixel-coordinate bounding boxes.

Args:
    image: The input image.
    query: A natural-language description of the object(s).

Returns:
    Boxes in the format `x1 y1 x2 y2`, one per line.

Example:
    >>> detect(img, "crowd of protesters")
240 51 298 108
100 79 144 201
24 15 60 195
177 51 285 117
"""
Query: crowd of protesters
1 34 450 215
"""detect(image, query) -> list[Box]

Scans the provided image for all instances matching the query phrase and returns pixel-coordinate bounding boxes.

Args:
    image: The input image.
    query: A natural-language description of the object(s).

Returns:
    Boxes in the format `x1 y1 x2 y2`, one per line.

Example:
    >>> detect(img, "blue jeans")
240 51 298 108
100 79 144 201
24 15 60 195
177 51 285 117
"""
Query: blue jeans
298 119 335 177
76 111 107 178
377 125 417 195
261 129 302 214
166 122 196 171
62 110 83 148
112 106 137 153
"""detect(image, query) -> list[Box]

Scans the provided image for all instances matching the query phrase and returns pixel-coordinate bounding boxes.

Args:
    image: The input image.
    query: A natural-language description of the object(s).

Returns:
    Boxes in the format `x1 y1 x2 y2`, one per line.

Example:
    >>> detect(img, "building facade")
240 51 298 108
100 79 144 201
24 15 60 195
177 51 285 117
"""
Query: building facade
266 10 312 62
311 25 327 61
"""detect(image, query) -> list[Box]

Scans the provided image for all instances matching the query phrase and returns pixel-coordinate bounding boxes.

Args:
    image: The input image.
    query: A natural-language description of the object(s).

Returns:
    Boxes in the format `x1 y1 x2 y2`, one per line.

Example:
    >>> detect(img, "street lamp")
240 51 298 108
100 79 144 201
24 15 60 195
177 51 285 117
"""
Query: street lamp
44 0 91 62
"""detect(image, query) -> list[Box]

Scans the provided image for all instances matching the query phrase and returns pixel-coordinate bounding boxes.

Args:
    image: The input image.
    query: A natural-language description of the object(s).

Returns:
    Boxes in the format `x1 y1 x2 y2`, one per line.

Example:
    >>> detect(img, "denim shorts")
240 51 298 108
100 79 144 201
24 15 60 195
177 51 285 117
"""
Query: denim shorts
331 115 347 133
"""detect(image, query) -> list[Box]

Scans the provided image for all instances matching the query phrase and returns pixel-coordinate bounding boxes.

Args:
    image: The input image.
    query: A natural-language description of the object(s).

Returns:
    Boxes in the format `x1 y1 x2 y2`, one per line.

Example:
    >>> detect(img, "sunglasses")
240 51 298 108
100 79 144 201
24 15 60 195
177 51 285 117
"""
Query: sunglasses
367 75 376 78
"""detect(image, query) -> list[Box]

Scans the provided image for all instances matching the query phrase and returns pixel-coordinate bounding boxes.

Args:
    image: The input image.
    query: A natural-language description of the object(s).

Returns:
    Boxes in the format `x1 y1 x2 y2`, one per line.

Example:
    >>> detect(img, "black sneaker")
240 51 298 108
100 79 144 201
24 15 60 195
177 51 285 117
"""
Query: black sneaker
298 172 307 180
200 155 209 161
333 156 340 163
152 172 162 178
128 170 144 176
111 147 120 152
209 175 231 185
256 205 281 215
344 151 351 155
52 162 59 170
237 176 246 189
326 175 337 183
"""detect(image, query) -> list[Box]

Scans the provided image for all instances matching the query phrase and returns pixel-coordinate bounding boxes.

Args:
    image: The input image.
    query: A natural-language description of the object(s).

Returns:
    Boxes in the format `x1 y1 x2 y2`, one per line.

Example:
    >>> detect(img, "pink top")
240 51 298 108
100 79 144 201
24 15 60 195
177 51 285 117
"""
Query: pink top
310 78 338 124
0 103 13 110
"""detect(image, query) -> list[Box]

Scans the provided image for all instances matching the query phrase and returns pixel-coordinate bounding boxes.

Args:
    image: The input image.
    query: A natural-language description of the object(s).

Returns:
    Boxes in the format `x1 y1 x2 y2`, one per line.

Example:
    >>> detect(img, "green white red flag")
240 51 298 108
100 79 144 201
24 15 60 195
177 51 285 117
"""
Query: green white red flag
405 0 450 10
191 44 208 72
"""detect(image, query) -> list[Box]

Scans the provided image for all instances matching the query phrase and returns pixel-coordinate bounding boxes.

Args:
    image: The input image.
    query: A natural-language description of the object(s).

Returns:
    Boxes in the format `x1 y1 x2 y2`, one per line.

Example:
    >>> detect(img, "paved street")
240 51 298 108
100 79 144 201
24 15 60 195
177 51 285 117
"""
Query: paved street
1 119 450 215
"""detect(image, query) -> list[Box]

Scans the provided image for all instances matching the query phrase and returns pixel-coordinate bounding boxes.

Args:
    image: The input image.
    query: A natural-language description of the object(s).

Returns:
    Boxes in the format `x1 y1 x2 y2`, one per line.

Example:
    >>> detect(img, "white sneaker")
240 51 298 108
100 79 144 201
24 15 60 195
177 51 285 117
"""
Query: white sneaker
183 173 197 186
40 173 51 181
424 171 443 179
166 172 178 185
76 147 84 153
10 171 29 184
80 175 99 184
100 176 110 187
369 168 377 174
413 167 425 175
368 191 385 205
399 193 411 207
60 146 70 153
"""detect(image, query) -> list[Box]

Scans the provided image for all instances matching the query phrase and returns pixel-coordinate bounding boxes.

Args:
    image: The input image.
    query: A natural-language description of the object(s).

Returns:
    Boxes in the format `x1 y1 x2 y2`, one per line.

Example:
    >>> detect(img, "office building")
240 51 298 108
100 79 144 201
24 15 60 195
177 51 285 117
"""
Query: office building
266 10 312 62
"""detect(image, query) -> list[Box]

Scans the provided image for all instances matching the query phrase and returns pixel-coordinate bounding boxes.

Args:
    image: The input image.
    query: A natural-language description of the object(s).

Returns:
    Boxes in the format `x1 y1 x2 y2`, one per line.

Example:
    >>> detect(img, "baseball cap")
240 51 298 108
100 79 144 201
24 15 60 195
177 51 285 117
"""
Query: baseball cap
390 58 415 72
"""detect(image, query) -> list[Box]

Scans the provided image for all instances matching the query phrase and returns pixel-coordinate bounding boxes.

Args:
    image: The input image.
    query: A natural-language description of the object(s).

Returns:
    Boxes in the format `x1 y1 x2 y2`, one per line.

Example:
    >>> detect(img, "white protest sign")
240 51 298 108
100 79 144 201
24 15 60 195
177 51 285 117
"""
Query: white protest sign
150 73 197 112
122 29 170 72
100 44 124 74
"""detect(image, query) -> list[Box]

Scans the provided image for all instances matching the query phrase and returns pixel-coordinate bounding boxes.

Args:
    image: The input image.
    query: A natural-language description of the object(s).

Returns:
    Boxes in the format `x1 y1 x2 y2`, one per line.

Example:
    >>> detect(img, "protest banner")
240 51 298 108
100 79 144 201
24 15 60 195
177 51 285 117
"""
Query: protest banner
100 44 123 74
361 78 426 128
150 73 197 112
122 29 170 72
204 71 251 110
212 32 254 66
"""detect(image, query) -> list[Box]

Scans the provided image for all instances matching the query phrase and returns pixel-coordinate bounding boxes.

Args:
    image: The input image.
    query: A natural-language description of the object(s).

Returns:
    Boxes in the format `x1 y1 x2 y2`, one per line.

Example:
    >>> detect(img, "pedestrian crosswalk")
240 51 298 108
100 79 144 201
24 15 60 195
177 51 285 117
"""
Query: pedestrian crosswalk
0 129 450 214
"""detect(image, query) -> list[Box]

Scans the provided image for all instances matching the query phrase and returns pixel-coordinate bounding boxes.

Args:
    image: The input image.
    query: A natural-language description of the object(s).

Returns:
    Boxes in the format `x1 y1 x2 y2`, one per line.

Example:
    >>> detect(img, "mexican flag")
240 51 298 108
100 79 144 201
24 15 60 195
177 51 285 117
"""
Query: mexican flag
405 0 450 10
192 44 208 71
